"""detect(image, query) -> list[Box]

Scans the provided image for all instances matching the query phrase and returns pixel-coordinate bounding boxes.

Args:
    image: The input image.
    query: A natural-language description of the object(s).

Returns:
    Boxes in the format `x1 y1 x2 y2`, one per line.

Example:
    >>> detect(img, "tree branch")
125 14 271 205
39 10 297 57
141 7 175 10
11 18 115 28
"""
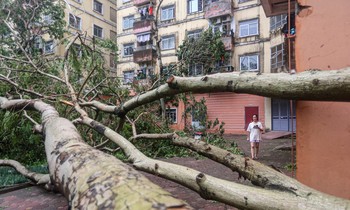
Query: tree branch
0 159 49 185
78 116 350 209
78 68 350 117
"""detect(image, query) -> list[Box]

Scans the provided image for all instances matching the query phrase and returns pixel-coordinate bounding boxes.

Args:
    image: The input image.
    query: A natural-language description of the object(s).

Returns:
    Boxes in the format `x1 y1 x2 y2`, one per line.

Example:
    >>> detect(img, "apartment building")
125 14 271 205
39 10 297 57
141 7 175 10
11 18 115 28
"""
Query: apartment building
38 0 293 134
38 0 118 72
115 0 295 134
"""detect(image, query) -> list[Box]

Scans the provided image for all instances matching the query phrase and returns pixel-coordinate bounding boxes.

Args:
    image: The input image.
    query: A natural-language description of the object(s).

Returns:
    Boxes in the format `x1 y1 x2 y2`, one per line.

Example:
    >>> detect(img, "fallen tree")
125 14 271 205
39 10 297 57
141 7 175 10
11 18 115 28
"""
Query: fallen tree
80 67 350 117
0 97 190 209
1 6 350 208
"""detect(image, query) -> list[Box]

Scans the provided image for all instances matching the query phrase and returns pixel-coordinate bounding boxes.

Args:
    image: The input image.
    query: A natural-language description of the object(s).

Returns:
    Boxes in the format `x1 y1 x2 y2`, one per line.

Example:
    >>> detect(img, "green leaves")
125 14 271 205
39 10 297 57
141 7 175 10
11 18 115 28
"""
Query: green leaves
176 29 228 76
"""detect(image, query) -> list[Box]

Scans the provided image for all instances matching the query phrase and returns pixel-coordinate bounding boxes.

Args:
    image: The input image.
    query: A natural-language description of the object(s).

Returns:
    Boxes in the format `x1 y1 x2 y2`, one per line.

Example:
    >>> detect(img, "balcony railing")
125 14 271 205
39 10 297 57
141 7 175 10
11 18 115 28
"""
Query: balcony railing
133 45 157 63
133 16 154 34
205 0 233 19
134 0 155 6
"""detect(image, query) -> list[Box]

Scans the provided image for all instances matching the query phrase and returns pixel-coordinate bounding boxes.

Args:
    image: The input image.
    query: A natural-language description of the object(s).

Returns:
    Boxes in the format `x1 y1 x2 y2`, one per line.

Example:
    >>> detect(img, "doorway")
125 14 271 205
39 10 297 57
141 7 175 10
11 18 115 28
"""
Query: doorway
272 99 296 131
245 106 259 130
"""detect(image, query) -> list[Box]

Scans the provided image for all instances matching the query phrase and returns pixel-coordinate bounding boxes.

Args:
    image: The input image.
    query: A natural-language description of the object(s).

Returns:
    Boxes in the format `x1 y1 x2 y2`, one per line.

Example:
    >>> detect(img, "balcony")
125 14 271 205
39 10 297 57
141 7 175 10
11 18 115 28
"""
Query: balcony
261 0 296 17
134 0 155 6
133 45 157 63
205 0 233 19
221 36 233 51
133 16 154 34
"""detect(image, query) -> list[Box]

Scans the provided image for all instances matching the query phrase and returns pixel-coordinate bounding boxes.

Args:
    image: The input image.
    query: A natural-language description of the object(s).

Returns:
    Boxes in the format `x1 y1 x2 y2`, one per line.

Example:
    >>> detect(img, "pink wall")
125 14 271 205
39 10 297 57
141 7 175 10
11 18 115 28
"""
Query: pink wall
295 0 350 199
170 93 265 134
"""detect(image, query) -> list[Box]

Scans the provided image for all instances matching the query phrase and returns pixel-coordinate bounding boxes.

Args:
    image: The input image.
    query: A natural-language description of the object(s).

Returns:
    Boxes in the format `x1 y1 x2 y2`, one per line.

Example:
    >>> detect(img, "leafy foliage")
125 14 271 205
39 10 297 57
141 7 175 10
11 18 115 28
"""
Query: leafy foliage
176 29 229 76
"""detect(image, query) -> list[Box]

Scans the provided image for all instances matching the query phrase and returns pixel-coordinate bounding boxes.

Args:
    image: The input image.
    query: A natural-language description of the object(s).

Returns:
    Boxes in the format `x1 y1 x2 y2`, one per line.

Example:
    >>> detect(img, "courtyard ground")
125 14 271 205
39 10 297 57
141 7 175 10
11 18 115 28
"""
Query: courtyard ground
0 135 295 210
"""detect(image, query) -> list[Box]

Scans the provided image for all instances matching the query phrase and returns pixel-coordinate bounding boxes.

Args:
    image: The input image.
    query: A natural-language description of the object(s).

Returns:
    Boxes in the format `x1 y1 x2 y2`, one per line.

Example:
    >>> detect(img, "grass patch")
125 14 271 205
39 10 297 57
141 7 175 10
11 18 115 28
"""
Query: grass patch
0 164 48 188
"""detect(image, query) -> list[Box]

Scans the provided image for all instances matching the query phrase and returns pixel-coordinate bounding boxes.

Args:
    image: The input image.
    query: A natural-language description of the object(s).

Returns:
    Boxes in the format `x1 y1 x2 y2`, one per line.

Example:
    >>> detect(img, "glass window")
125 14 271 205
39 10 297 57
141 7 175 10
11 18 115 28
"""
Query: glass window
239 19 259 37
69 14 81 29
123 71 134 84
240 54 259 71
93 0 103 14
110 54 116 68
271 44 285 71
166 108 177 123
161 35 175 50
270 14 287 31
188 64 203 76
93 25 103 38
123 15 134 30
188 30 201 40
110 7 117 23
123 43 134 56
187 0 203 14
110 30 117 41
44 40 54 54
161 5 175 21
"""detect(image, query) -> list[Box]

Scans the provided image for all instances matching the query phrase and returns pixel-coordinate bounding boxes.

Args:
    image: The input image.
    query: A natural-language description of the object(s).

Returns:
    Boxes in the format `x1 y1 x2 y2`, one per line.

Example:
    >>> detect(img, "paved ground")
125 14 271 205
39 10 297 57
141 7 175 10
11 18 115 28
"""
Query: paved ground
0 135 294 210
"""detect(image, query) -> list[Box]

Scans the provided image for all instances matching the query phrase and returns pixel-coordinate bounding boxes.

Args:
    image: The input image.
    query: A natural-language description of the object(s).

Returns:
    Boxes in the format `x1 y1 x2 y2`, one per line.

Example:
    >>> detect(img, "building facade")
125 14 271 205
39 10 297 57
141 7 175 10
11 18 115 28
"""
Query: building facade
262 0 350 199
42 0 294 134
116 0 295 134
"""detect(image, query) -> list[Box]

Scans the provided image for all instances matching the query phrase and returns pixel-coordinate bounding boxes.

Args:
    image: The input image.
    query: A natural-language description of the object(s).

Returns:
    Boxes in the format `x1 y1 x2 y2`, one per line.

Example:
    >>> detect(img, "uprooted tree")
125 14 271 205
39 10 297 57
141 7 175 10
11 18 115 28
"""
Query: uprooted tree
1 1 350 210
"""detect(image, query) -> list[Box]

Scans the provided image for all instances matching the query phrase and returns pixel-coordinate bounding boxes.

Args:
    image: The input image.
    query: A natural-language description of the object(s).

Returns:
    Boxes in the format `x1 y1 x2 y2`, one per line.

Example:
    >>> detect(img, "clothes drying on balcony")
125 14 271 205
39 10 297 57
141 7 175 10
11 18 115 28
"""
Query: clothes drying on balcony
137 33 151 42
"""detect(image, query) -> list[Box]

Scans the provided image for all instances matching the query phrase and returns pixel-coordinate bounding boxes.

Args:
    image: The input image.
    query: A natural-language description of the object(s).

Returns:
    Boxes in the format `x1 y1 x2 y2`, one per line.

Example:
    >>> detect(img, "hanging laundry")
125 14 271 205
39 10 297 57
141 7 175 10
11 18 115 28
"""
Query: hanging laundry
149 5 153 16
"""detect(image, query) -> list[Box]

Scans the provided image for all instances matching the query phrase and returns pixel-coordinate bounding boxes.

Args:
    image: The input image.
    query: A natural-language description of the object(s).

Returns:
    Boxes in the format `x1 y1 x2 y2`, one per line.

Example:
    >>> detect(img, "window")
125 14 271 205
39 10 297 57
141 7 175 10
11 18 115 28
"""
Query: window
123 43 134 56
69 14 81 30
110 7 117 23
240 54 259 71
161 35 175 50
270 14 287 31
110 30 117 41
110 54 116 68
123 15 134 30
188 64 203 76
161 5 175 21
211 16 231 36
34 37 43 49
122 0 131 3
239 19 258 37
123 71 134 84
74 0 82 3
239 0 253 3
93 0 103 14
93 25 103 38
188 30 201 40
271 44 285 71
187 0 203 14
44 40 54 54
166 108 177 123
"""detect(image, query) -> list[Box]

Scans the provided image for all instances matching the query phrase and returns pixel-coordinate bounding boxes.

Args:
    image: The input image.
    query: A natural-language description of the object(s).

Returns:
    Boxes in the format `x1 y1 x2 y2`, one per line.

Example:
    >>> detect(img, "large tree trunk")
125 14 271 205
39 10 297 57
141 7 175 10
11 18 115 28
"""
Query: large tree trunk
80 68 350 117
80 116 350 210
0 97 190 210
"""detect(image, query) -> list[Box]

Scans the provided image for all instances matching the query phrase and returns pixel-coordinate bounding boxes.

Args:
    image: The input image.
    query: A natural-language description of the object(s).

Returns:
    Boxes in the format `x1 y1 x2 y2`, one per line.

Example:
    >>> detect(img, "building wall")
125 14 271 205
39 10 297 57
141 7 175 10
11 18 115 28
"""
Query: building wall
295 0 350 199
114 0 289 134
45 0 119 71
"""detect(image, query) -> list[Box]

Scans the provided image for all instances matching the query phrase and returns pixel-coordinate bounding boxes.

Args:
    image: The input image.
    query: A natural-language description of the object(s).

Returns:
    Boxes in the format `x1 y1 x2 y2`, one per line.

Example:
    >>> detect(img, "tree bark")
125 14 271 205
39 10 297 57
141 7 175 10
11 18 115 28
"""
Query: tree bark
80 68 350 117
0 97 191 210
80 117 350 210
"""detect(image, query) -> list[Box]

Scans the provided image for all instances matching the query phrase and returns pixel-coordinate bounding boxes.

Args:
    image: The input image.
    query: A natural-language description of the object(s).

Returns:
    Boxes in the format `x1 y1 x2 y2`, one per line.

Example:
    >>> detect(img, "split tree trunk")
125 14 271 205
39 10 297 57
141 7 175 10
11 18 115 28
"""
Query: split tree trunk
0 97 190 210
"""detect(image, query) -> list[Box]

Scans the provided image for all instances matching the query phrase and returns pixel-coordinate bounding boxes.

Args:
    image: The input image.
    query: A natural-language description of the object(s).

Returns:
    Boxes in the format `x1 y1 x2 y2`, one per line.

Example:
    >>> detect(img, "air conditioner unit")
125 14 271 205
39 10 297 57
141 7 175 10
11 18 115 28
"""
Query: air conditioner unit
212 18 221 24
221 15 231 22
